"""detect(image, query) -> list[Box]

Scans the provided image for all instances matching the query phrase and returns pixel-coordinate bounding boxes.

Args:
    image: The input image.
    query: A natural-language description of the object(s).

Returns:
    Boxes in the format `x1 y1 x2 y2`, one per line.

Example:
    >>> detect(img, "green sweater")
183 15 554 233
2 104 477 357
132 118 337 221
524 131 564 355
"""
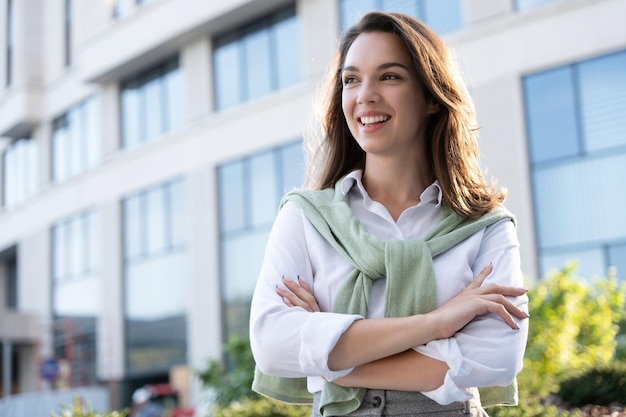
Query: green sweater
252 180 518 416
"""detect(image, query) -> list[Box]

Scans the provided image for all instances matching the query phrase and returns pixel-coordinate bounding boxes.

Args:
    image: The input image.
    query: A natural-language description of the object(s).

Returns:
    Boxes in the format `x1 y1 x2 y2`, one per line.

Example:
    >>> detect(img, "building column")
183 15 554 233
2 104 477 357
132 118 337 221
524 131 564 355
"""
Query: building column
2 339 12 397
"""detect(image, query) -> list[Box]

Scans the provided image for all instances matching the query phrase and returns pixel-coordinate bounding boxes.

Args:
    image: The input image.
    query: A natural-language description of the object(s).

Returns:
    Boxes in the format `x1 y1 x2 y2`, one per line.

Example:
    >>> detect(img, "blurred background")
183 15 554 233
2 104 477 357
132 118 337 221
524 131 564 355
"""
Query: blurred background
0 0 624 415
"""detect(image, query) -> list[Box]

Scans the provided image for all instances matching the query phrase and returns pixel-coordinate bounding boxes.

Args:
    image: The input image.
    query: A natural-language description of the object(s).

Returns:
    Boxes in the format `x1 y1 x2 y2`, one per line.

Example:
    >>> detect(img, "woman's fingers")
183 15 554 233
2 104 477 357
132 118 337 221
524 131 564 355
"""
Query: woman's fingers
277 276 321 312
465 263 493 290
479 294 529 329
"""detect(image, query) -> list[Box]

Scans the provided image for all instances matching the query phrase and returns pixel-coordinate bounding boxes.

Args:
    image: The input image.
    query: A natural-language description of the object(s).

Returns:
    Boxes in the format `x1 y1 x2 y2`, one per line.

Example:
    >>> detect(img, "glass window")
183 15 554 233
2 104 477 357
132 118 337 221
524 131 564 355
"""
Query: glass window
2 137 37 208
273 9 301 89
578 51 626 153
52 210 100 317
213 6 301 110
123 195 143 259
143 70 165 141
243 22 272 101
525 49 626 280
608 244 626 281
218 160 246 234
146 186 167 254
121 58 183 149
114 0 133 18
163 59 185 132
123 179 188 375
218 140 304 340
339 0 463 34
121 80 142 148
250 151 279 227
523 67 580 164
213 35 242 110
168 180 186 248
423 0 462 35
515 0 567 12
52 96 101 182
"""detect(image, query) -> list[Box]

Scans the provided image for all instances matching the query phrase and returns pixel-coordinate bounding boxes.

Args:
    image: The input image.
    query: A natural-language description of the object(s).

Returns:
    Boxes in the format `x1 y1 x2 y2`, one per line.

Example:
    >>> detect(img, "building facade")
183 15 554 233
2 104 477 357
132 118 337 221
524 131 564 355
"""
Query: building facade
0 0 625 411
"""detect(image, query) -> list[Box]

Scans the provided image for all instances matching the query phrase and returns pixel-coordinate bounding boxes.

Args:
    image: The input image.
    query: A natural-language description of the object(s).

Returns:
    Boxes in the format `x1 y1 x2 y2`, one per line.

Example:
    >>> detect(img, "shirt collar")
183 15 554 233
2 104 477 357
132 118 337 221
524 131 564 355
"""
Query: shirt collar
340 170 443 207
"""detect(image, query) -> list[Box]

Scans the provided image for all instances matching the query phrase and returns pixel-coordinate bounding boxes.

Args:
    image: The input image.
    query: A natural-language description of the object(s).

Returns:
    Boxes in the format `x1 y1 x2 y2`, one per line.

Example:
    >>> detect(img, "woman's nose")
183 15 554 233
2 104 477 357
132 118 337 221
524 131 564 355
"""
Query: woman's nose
357 80 379 104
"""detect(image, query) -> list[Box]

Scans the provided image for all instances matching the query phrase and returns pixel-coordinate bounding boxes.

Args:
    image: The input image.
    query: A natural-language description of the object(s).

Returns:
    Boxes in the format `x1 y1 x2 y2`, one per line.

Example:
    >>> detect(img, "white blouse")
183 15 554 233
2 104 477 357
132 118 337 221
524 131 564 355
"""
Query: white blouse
250 170 529 405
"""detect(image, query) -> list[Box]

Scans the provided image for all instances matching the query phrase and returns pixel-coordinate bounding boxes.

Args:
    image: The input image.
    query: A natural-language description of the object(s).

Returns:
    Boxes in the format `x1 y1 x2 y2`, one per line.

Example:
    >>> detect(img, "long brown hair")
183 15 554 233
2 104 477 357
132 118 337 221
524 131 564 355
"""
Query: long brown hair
305 11 505 219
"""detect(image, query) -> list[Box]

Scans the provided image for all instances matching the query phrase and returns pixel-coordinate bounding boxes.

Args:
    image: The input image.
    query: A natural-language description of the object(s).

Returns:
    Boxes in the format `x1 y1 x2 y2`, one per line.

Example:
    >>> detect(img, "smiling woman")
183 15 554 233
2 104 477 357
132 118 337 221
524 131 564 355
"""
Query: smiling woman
249 11 529 417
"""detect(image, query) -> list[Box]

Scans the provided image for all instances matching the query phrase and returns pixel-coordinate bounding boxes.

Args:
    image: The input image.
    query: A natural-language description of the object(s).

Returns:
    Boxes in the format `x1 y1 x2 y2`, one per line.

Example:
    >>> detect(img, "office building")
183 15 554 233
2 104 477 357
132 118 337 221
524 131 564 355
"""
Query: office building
1 0 624 411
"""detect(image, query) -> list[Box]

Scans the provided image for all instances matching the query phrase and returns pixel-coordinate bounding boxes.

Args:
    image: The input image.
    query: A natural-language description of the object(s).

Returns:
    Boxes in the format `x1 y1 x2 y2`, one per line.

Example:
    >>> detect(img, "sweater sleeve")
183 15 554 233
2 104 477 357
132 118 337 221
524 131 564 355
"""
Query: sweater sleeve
414 219 529 405
249 201 361 380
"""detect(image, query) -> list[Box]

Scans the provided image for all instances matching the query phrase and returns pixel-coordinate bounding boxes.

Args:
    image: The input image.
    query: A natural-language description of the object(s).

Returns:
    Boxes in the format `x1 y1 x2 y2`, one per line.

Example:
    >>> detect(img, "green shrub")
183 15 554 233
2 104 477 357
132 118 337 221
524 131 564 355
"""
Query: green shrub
198 336 310 416
557 360 626 407
519 262 625 398
197 336 256 407
213 396 311 417
490 263 625 417
51 396 128 417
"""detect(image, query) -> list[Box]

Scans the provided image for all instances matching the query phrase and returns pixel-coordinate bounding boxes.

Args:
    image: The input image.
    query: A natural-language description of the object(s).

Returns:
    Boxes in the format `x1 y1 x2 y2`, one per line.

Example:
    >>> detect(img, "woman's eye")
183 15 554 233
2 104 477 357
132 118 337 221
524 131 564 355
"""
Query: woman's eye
343 76 357 85
382 74 400 81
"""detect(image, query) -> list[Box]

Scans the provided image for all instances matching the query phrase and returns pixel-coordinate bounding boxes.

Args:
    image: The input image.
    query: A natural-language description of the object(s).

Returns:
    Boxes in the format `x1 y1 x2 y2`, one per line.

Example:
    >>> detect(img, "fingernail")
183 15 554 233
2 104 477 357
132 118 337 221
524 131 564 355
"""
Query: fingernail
297 275 301 281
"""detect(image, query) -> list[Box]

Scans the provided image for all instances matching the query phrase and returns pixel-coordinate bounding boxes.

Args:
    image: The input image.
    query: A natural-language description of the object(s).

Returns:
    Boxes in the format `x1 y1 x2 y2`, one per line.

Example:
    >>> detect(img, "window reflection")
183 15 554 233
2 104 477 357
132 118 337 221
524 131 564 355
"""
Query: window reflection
121 57 184 148
2 136 37 208
339 0 463 34
213 5 301 111
123 179 188 375
524 50 626 280
218 140 304 339
52 96 101 183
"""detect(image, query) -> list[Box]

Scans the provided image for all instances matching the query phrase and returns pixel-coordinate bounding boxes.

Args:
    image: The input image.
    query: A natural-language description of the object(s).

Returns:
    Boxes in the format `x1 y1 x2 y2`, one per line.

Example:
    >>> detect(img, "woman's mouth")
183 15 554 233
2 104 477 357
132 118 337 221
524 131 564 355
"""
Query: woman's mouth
359 115 391 126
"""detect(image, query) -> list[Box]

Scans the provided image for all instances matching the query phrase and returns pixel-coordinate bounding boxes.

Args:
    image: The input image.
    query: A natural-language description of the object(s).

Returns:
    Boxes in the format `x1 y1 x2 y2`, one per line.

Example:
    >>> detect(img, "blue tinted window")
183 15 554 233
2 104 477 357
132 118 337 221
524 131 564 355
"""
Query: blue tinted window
218 160 246 234
609 244 626 281
523 67 580 164
123 179 188 375
340 0 376 30
515 0 566 11
52 210 100 317
578 51 626 153
218 140 304 339
121 57 183 148
243 23 272 101
52 96 101 182
2 137 37 208
340 0 462 34
213 6 301 110
213 35 242 110
525 49 626 280
273 9 301 89
423 0 462 34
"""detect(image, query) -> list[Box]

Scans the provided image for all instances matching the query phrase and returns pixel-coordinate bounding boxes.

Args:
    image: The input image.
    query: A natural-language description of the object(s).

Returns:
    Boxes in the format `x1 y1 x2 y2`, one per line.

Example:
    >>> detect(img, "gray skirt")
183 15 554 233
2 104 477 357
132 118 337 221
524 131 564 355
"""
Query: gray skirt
311 388 489 417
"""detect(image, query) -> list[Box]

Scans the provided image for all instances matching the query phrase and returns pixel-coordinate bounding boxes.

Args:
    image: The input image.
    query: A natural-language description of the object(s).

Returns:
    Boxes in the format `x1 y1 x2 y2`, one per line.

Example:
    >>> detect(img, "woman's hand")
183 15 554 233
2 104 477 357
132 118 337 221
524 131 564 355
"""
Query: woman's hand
430 263 529 339
276 276 321 312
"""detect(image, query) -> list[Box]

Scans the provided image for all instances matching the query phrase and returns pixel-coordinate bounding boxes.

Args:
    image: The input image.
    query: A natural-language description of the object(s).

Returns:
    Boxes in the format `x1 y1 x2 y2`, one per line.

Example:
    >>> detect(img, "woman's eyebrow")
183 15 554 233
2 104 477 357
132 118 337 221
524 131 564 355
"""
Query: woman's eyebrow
342 62 411 72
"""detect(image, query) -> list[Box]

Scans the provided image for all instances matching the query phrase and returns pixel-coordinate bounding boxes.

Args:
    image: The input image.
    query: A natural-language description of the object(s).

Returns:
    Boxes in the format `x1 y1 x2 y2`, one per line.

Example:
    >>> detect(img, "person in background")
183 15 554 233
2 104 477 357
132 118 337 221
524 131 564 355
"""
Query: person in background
131 387 163 417
250 11 529 417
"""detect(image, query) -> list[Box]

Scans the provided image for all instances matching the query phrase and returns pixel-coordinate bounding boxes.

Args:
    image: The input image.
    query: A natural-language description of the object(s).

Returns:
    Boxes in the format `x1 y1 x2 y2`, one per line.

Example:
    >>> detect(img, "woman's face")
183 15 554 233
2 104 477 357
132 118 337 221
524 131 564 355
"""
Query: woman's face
341 31 437 159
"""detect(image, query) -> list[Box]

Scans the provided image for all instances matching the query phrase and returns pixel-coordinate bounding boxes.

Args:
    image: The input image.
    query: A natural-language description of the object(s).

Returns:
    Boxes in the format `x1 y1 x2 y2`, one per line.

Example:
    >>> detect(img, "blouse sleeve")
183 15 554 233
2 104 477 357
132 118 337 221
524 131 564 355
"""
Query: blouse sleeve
249 201 361 380
414 219 529 405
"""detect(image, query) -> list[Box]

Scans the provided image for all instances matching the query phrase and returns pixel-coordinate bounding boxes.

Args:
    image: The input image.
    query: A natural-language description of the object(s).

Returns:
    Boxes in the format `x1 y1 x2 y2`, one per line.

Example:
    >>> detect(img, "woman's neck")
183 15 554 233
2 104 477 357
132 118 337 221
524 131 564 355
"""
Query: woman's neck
361 155 433 221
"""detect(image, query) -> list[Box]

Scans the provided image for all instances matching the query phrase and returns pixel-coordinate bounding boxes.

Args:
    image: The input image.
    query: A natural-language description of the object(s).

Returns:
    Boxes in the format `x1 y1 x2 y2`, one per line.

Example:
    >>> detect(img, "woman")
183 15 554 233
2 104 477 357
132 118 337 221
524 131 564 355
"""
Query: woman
250 11 529 417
